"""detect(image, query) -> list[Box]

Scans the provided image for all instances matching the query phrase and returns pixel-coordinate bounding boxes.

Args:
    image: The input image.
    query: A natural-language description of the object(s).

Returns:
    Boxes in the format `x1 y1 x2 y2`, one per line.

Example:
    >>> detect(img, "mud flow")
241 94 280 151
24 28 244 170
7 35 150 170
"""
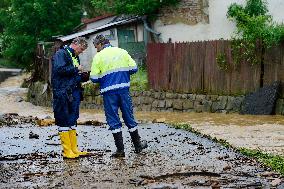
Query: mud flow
0 123 282 189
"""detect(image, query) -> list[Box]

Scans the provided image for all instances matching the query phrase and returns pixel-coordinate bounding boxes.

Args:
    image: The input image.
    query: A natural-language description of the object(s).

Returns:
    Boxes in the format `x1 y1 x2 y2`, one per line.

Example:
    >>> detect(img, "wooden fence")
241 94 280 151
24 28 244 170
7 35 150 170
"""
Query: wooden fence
147 40 284 96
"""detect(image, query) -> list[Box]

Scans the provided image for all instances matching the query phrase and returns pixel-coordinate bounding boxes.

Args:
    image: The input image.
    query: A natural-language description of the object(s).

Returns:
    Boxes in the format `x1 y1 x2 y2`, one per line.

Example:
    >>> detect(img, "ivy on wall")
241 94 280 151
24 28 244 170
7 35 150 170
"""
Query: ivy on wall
90 0 180 17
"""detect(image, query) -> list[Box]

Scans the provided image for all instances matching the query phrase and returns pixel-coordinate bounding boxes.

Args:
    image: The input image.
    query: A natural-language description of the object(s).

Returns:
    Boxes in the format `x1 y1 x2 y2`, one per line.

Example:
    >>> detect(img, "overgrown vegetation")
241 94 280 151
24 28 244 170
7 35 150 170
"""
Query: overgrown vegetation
172 123 284 176
130 65 148 91
239 148 284 175
227 0 284 86
82 65 148 95
0 0 85 70
216 53 228 71
227 0 284 65
91 0 179 16
0 58 22 69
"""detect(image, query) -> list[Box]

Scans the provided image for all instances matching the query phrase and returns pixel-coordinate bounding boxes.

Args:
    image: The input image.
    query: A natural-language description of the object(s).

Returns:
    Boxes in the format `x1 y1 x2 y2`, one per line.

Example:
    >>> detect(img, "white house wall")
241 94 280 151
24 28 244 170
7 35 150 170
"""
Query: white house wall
137 24 144 42
85 17 116 30
79 29 119 70
153 0 284 43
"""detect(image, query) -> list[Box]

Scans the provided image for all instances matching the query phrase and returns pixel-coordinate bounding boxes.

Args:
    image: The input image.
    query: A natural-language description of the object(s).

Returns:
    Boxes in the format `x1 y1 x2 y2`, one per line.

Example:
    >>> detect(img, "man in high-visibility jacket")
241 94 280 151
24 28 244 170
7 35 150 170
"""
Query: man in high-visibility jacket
90 34 147 158
51 37 90 159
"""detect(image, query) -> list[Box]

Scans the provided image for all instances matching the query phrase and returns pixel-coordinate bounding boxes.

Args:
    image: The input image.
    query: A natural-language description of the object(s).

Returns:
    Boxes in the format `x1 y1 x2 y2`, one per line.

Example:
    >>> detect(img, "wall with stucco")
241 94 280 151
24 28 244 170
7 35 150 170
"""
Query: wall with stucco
153 0 284 43
85 17 116 30
79 24 144 71
79 29 119 71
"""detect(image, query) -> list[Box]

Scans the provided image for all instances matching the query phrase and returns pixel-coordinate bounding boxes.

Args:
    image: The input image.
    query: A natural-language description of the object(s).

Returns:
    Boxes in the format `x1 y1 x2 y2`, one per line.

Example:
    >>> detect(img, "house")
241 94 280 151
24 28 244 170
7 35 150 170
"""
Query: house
55 15 156 70
152 0 284 43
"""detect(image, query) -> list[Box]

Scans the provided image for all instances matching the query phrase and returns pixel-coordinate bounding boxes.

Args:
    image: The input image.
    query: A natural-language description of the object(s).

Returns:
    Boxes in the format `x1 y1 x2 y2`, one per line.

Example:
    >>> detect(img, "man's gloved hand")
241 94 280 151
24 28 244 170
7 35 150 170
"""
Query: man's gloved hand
80 72 90 82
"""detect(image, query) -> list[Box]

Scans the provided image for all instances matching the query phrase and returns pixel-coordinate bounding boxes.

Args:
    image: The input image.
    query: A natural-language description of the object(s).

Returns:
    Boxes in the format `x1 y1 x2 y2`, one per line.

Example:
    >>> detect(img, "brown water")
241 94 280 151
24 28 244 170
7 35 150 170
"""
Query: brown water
1 74 284 155
1 73 283 126
0 74 283 188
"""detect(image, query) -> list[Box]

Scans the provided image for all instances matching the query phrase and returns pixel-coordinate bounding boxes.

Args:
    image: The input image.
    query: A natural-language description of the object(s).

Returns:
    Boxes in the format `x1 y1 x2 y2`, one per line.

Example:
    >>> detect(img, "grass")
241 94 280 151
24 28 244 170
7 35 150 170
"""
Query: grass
172 123 284 176
130 65 148 91
82 65 149 94
82 65 149 95
239 148 284 175
0 58 21 69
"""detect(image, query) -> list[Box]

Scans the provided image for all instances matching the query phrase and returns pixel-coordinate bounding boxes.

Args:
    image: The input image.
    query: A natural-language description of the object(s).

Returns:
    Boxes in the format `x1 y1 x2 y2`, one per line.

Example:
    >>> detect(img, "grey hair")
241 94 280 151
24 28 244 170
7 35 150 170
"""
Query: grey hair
72 37 88 49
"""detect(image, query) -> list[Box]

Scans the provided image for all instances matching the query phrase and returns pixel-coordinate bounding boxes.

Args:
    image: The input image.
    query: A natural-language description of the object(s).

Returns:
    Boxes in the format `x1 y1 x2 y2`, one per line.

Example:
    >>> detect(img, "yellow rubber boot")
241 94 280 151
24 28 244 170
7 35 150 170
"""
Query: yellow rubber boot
69 130 89 156
59 131 79 159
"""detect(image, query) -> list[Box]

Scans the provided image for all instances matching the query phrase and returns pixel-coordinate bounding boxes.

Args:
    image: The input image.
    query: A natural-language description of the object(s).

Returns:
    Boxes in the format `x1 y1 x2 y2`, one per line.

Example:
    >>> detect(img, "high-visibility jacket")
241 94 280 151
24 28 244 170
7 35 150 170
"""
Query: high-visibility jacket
90 46 137 94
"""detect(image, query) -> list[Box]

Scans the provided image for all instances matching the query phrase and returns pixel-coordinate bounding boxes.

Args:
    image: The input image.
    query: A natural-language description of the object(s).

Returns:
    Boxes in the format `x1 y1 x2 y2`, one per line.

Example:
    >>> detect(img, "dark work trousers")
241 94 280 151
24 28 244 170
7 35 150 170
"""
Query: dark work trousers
69 88 81 127
103 90 137 133
53 88 80 132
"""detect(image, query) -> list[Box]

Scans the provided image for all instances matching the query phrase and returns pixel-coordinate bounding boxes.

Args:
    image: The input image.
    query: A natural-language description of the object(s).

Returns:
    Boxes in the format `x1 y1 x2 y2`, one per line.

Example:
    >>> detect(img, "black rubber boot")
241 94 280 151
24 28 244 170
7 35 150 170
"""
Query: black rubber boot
129 129 148 153
111 132 125 158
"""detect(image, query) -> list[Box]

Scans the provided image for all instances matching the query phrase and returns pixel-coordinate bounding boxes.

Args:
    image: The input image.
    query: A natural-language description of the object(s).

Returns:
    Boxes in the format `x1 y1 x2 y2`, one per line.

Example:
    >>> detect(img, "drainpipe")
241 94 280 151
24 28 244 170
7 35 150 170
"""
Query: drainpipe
142 16 162 45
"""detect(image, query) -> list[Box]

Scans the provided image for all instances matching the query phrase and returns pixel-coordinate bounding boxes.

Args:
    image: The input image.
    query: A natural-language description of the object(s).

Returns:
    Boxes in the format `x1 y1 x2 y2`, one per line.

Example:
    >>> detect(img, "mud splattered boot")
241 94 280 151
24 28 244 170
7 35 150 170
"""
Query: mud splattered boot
111 131 125 158
129 129 148 153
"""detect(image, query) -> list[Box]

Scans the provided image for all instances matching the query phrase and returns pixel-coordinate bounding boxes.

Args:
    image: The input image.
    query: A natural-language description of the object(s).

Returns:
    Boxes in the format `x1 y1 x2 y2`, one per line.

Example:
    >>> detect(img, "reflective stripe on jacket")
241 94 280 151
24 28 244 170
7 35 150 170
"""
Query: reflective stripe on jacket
66 48 79 67
90 46 137 94
51 47 81 91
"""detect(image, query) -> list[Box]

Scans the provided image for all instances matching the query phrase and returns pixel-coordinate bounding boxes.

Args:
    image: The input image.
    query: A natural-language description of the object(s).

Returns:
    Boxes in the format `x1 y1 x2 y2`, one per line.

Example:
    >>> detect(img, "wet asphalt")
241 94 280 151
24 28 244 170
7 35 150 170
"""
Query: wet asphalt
0 123 283 189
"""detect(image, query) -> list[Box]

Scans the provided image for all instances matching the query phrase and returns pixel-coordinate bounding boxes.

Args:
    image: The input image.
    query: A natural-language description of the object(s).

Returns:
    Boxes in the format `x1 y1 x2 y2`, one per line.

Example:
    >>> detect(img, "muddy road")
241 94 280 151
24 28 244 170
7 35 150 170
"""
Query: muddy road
0 123 283 189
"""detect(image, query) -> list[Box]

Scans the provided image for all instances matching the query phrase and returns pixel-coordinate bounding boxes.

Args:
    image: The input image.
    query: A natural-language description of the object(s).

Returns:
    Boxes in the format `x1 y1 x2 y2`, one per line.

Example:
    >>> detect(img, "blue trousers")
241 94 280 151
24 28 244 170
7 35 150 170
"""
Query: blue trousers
103 90 137 132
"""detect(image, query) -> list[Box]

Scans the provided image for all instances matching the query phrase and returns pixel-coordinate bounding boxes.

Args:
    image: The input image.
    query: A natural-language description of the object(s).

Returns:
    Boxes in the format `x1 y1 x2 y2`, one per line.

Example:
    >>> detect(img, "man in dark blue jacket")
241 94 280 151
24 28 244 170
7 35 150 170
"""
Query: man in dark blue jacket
51 37 89 159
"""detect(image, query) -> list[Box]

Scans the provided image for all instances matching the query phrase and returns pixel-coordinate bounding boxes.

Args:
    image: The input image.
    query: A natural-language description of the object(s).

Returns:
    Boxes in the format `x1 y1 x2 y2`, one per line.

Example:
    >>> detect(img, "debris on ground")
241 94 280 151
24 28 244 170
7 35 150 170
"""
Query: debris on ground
0 113 37 126
1 124 282 188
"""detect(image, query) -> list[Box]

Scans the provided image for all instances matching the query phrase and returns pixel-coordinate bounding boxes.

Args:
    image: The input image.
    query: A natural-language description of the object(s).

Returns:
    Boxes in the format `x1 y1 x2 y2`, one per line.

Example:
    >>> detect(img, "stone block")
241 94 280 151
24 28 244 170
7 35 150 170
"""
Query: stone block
154 92 161 99
132 98 140 106
188 94 196 100
181 94 188 99
145 91 152 96
177 94 184 99
152 100 159 108
144 97 154 105
166 100 173 108
141 105 151 111
165 92 175 99
173 99 183 110
196 95 205 102
160 92 166 100
218 96 228 110
183 100 194 109
158 100 166 108
206 95 219 101
202 100 212 112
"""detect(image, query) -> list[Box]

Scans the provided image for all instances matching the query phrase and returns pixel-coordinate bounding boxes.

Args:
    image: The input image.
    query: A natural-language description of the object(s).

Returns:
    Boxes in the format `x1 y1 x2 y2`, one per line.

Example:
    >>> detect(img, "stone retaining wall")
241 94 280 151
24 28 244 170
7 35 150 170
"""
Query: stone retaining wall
80 91 244 113
27 82 284 114
0 69 22 83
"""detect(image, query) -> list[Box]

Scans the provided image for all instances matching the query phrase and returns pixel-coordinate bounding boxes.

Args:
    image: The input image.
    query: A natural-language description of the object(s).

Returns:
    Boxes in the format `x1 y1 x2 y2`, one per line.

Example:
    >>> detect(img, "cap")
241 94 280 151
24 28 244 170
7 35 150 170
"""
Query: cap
93 34 107 46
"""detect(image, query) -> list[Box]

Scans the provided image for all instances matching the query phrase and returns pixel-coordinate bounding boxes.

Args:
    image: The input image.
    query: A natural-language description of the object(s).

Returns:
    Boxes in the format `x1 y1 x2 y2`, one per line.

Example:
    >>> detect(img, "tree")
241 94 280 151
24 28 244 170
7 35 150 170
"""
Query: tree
90 0 179 16
227 0 284 87
0 0 84 69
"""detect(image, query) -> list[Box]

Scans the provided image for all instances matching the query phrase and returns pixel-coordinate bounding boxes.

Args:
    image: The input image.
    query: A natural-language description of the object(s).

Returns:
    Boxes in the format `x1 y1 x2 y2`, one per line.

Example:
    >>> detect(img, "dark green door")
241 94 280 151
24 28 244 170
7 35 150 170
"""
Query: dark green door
117 29 135 45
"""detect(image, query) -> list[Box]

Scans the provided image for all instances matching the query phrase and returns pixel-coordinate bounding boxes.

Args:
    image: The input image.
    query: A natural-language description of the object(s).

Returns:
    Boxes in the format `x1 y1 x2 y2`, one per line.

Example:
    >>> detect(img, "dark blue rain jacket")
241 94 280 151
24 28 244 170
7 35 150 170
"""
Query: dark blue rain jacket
51 46 82 127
